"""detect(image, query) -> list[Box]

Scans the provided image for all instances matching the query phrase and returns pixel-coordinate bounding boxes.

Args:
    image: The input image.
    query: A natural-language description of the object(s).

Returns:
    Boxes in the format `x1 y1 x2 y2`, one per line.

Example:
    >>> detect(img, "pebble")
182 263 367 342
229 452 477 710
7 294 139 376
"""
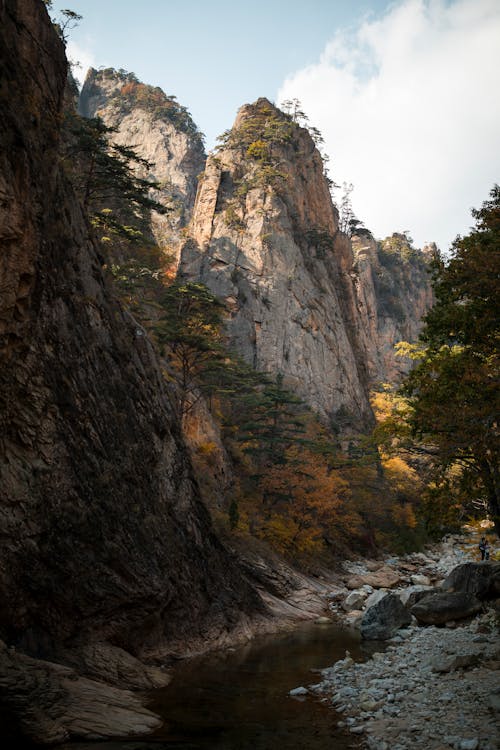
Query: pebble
289 686 308 696
308 534 499 750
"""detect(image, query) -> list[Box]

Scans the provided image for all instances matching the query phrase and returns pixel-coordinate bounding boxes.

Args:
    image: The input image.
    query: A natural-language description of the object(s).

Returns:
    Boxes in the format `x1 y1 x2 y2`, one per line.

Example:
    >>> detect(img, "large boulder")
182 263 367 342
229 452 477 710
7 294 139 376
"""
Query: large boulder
360 593 411 640
346 566 401 590
411 592 483 625
364 589 389 610
399 585 436 609
441 562 500 600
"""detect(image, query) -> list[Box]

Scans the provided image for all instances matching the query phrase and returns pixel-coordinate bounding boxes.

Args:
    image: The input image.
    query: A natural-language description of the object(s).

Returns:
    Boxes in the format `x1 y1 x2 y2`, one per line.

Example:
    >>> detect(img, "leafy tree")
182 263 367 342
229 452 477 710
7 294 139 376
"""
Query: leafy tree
254 445 359 558
401 186 500 533
44 5 82 43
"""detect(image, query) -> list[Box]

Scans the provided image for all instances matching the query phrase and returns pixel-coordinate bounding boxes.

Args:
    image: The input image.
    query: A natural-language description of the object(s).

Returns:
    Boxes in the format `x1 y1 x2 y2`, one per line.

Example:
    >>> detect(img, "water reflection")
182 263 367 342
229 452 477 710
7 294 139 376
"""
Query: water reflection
62 621 375 750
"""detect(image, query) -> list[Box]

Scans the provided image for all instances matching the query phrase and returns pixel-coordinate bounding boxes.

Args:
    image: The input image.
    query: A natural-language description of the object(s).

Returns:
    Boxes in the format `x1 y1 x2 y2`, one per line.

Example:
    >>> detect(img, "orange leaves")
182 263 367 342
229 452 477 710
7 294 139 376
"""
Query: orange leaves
252 446 357 558
120 82 137 97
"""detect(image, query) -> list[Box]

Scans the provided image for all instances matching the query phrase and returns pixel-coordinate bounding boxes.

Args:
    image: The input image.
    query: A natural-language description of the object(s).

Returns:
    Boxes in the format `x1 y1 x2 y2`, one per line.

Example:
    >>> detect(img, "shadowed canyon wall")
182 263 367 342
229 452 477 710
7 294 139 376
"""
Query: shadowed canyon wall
0 0 262 662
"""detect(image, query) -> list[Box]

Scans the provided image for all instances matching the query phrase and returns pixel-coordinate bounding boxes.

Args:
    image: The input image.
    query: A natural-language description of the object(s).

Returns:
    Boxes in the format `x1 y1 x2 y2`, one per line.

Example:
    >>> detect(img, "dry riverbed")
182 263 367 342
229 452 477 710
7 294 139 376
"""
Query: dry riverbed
292 531 500 750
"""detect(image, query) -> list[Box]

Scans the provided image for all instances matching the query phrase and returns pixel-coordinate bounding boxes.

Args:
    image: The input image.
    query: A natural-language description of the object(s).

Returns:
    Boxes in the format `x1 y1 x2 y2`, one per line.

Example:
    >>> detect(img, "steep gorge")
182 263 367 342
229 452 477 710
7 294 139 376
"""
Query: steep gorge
76 75 434 434
0 1 437 742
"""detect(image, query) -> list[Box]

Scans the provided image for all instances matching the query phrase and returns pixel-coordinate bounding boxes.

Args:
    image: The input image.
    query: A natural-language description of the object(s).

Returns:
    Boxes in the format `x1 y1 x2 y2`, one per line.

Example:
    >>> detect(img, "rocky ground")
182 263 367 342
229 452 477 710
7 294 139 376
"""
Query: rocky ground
298 529 500 750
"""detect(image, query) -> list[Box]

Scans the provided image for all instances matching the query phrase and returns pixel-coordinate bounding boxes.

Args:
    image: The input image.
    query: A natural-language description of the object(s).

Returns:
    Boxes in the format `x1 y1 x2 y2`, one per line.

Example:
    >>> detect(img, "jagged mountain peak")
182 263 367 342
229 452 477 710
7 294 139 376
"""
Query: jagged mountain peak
78 66 206 252
181 99 372 429
233 96 287 126
80 66 203 142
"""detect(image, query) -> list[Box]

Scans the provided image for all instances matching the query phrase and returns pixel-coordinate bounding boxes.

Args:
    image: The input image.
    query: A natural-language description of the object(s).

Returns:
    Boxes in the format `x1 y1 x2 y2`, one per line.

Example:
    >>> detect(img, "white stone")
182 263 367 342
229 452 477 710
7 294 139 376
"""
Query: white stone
289 686 308 696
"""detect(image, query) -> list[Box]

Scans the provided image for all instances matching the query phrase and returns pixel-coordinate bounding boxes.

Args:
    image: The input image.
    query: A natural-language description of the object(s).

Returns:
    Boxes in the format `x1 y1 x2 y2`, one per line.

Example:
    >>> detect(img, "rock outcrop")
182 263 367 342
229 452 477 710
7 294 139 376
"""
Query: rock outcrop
0 0 264 738
179 99 433 429
79 67 206 250
351 232 435 384
180 99 375 429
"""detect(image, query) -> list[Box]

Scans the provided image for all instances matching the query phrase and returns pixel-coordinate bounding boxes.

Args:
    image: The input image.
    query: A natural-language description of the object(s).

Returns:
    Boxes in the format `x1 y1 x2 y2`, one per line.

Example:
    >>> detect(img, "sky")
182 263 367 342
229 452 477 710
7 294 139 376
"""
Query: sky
50 0 500 252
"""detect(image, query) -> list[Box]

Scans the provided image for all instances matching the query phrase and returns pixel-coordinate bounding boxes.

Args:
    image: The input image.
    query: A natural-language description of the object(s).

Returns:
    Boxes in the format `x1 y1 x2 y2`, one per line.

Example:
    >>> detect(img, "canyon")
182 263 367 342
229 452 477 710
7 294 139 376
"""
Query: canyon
0 0 438 744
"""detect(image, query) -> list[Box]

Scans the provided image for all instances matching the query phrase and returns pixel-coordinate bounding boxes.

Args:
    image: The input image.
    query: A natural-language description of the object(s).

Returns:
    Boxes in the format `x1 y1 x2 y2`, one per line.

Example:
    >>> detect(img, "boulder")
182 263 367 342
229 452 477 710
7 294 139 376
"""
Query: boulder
430 651 482 673
346 566 401 590
399 585 435 609
289 686 308 696
342 590 367 611
411 574 431 586
344 610 364 628
364 590 389 610
411 592 483 625
441 562 500 600
360 594 412 640
366 560 383 571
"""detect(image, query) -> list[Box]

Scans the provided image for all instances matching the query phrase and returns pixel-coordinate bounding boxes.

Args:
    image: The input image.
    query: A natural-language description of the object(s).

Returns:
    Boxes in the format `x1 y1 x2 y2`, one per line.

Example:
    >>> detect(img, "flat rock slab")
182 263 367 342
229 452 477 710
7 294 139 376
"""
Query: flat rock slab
346 566 401 590
0 642 163 744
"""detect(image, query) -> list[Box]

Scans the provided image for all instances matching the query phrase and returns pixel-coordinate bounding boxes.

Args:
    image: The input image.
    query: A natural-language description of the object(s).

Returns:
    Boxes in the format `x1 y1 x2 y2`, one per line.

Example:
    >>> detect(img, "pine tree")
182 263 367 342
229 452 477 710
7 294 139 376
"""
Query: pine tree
62 113 166 244
402 186 500 533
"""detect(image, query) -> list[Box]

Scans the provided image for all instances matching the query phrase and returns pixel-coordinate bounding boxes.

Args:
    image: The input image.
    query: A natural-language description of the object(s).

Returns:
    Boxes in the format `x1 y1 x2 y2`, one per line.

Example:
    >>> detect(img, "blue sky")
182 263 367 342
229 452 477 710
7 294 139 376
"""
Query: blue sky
53 0 388 147
50 0 500 252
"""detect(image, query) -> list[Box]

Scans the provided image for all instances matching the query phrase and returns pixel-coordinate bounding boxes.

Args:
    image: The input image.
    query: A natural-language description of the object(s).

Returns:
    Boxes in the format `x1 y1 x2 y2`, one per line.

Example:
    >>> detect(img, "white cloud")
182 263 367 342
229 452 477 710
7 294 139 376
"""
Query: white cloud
278 0 500 251
66 40 98 88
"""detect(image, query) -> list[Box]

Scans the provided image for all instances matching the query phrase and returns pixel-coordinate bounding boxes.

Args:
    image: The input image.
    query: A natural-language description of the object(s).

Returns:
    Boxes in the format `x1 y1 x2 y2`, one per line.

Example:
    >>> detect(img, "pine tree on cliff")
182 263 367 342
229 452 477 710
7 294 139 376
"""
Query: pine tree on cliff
62 113 166 243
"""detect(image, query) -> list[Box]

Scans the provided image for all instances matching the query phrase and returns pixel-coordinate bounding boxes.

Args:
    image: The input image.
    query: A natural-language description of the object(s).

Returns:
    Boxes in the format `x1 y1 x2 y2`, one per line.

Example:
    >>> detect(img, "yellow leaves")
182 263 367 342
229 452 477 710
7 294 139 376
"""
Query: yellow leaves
256 513 322 556
395 341 425 360
246 140 269 161
382 455 419 497
249 446 358 559
391 503 417 529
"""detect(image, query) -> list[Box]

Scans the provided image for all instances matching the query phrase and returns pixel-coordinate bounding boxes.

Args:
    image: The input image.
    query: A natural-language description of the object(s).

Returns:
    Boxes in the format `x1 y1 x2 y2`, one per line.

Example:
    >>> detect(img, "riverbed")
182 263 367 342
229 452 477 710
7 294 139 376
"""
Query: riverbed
62 620 379 750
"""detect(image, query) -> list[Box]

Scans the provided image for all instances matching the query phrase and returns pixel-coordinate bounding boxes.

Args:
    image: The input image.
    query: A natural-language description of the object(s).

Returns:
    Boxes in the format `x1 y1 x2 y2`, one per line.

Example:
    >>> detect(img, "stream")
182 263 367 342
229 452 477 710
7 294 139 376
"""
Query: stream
63 620 380 750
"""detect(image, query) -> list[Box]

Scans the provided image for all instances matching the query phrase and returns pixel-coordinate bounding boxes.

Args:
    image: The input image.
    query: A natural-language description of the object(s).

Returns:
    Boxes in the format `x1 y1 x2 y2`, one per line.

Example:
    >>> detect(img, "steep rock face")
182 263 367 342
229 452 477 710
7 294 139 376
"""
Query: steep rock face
79 67 206 249
0 0 262 663
351 232 434 384
180 101 434 426
181 100 374 429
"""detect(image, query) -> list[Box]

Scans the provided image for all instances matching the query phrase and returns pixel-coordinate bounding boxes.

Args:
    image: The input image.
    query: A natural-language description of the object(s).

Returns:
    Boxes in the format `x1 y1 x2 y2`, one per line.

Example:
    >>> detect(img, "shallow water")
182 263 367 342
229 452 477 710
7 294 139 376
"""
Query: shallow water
63 620 376 750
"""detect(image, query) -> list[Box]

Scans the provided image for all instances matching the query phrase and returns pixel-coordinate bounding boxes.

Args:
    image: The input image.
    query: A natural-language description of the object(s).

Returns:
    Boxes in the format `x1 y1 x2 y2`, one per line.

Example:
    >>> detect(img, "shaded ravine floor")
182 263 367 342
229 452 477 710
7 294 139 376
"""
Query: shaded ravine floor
61 621 382 750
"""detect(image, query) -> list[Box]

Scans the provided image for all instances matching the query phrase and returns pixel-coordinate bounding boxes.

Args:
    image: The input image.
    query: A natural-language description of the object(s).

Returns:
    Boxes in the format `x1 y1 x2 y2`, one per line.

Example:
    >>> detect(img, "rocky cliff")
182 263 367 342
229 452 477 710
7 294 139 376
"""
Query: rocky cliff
79 67 206 251
179 100 433 430
0 1 265 737
351 231 435 385
181 100 374 430
76 78 433 431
